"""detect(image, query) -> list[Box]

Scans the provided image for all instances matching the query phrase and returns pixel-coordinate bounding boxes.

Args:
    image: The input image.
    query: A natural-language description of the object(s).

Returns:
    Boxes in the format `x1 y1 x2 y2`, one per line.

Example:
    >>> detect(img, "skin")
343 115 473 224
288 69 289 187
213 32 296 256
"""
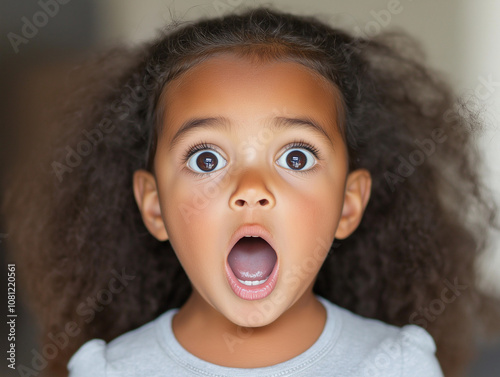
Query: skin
133 53 372 368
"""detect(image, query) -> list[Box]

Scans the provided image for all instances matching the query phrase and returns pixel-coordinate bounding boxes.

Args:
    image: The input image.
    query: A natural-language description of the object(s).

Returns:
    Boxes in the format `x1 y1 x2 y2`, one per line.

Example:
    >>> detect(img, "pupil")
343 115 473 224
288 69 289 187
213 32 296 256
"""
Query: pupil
286 150 306 169
197 152 217 172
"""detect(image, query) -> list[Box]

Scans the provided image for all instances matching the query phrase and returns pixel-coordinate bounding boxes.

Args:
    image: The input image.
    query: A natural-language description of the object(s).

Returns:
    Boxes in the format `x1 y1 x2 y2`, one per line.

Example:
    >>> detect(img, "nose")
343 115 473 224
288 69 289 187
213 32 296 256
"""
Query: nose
229 169 276 210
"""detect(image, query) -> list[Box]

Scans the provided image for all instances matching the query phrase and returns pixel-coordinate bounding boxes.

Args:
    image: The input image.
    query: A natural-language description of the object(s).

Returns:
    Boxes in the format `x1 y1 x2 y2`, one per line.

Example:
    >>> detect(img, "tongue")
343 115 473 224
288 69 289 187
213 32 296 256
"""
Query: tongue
228 237 277 281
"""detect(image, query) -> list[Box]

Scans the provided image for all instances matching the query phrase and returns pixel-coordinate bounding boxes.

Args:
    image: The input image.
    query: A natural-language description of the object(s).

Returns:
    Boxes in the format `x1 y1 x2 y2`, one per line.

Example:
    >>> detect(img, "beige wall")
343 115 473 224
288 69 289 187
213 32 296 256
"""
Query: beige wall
95 0 467 84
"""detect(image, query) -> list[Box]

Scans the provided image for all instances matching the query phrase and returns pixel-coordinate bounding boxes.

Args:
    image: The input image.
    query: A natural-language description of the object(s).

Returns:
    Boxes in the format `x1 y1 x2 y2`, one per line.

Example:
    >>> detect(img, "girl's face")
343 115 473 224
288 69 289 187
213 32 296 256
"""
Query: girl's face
134 53 371 327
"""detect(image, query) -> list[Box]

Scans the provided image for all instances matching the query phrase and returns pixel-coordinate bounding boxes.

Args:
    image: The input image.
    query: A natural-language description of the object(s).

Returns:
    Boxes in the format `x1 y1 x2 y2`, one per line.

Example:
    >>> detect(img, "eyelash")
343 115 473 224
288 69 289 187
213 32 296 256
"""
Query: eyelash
182 141 214 163
182 139 322 175
287 140 322 158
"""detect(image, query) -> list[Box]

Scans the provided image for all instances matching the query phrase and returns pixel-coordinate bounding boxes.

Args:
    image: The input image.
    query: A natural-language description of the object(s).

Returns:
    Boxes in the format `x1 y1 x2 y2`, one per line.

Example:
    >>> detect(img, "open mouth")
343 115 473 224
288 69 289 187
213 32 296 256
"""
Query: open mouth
226 236 279 300
228 236 277 285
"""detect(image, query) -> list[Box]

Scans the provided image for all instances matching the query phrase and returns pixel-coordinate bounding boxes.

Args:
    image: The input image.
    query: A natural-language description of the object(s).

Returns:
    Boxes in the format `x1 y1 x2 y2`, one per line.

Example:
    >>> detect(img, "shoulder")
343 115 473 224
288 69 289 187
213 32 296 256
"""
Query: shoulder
67 338 107 377
398 325 443 377
319 297 443 376
67 309 176 377
351 323 443 377
362 324 443 377
320 297 402 350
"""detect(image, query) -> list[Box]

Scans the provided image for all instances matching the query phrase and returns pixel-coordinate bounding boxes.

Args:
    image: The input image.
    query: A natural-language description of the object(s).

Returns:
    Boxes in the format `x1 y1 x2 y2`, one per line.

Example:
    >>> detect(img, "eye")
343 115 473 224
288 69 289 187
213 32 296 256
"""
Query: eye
276 141 319 172
185 145 227 174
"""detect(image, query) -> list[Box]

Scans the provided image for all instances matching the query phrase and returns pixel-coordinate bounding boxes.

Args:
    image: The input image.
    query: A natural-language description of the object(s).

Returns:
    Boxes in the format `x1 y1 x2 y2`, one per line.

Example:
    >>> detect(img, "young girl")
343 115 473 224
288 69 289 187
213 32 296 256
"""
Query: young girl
3 5 500 377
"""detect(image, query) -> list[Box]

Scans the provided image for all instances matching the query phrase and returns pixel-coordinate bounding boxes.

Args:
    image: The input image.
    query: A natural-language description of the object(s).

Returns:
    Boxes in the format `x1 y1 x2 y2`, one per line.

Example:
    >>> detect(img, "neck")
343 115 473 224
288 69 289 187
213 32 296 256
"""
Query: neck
171 290 326 368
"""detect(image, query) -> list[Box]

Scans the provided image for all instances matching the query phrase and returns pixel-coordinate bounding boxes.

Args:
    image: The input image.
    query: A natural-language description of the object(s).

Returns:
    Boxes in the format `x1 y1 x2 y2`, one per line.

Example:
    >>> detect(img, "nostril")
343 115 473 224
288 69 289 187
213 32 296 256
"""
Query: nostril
235 198 269 207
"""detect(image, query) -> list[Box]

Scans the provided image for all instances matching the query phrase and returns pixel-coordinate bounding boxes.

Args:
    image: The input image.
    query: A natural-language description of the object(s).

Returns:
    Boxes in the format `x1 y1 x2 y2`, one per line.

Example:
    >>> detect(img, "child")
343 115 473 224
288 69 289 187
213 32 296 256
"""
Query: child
3 5 500 377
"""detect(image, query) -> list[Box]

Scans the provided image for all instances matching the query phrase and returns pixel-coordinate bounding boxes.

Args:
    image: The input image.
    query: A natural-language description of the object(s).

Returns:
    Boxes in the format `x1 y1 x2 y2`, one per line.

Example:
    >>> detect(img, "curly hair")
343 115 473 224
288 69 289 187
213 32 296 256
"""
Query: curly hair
3 6 500 377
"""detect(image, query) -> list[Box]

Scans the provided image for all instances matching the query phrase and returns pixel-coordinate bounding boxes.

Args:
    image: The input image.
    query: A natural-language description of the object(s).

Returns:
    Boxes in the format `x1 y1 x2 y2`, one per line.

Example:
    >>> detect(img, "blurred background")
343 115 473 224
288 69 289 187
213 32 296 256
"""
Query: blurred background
1 0 499 376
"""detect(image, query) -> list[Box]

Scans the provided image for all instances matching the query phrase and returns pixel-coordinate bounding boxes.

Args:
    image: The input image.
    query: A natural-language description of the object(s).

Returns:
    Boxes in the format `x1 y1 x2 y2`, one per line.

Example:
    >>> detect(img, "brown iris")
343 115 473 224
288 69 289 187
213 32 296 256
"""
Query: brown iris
286 150 307 170
196 151 218 172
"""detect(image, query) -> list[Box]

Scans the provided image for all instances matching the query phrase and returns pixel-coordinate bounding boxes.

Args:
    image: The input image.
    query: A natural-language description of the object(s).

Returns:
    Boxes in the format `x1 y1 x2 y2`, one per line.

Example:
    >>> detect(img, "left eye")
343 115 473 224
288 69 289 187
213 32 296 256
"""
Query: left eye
276 148 316 171
187 150 227 174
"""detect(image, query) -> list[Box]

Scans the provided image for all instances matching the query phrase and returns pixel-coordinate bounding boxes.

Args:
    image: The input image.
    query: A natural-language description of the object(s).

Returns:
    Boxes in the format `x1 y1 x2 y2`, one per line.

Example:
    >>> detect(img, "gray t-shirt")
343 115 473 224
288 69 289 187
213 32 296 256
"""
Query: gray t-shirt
67 295 443 376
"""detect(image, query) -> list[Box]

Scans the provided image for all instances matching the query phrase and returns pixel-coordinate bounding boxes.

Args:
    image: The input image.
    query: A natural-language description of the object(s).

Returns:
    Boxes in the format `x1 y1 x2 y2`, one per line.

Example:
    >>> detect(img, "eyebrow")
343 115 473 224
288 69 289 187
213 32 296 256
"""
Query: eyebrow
167 116 334 151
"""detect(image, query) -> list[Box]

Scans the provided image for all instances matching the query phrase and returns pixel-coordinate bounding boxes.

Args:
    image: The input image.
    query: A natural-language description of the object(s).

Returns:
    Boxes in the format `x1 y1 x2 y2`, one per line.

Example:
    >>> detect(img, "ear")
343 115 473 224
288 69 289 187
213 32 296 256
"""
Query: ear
132 169 168 241
335 168 372 240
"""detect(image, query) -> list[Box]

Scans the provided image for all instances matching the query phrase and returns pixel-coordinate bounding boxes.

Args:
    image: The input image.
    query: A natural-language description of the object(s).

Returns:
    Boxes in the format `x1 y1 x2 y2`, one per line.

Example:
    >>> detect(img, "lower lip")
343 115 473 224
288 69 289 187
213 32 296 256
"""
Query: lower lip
225 260 279 301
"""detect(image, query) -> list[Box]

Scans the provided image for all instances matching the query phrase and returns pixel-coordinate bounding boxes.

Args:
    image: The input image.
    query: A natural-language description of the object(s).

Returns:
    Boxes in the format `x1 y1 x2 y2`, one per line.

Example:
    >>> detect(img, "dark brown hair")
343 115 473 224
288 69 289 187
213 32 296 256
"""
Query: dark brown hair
3 6 500 377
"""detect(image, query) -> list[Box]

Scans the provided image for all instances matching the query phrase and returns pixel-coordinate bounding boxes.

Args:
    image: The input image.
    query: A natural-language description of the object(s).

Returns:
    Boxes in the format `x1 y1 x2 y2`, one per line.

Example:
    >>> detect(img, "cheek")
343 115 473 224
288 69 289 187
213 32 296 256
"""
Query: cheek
284 174 345 246
162 173 221 228
161 177 223 254
161 183 219 275
292 172 345 219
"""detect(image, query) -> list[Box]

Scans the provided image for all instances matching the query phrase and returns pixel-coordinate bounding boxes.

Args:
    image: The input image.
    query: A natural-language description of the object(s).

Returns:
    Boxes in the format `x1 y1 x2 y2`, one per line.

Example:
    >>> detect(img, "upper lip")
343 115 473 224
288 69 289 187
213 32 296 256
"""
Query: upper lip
227 223 277 257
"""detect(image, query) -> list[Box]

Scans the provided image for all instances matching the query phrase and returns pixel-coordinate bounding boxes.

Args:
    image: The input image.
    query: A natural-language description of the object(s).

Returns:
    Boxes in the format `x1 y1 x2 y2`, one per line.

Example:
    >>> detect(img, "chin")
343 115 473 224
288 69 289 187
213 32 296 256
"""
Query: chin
221 297 288 328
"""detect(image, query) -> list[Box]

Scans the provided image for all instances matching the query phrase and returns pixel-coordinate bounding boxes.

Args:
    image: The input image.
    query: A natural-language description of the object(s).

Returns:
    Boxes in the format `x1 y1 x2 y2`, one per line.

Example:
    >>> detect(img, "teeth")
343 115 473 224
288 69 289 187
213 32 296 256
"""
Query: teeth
237 277 269 286
244 235 259 237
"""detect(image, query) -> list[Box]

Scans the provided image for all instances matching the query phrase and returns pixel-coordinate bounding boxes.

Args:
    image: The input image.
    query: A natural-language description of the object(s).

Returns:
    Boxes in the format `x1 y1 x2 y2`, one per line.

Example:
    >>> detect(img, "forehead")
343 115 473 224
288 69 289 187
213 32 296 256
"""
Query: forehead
158 53 342 140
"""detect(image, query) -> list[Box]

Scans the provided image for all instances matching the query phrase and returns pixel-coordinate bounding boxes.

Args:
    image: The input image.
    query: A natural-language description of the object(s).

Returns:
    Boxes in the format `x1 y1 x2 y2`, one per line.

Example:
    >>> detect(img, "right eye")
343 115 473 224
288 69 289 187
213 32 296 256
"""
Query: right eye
186 149 227 174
